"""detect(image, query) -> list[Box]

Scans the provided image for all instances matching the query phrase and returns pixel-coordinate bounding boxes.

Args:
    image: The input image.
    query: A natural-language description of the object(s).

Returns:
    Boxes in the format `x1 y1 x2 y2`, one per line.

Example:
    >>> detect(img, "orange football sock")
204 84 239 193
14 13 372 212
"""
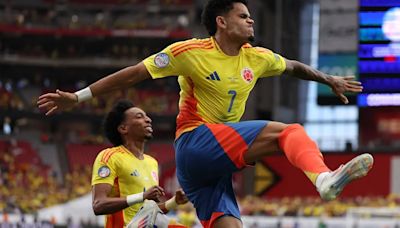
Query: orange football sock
278 124 331 185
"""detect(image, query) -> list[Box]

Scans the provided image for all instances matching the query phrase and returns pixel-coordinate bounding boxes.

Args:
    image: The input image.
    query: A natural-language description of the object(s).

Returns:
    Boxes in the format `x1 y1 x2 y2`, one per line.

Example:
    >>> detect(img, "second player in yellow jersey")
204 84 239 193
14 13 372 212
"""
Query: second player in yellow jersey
91 100 188 228
92 145 159 226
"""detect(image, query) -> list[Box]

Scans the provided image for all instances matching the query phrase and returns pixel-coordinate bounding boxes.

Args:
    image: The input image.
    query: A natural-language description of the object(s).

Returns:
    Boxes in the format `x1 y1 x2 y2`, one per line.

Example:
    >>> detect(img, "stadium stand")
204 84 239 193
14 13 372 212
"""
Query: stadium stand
0 0 189 226
1 0 400 227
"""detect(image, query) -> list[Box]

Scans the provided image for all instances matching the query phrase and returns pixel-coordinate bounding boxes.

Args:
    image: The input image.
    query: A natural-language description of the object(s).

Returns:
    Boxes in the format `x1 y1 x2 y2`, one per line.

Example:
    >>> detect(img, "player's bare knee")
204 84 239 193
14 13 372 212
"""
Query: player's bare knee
258 121 290 141
280 123 305 135
245 122 292 163
251 122 301 152
267 121 290 133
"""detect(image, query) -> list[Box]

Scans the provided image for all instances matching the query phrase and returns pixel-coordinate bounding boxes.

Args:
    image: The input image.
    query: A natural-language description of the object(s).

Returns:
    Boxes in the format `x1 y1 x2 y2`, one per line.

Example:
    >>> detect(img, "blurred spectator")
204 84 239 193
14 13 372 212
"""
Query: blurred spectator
2 117 12 135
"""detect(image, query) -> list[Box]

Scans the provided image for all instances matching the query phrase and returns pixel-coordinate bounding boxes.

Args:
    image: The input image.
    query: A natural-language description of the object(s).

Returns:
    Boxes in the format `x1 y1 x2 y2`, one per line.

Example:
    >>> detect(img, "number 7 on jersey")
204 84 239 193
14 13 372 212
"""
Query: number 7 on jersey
227 90 237 113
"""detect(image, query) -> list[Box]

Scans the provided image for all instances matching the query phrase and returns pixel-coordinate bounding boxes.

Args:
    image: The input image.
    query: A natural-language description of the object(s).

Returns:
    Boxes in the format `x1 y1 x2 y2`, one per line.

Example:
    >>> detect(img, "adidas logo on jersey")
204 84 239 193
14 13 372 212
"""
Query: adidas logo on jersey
206 71 221 81
131 169 139 176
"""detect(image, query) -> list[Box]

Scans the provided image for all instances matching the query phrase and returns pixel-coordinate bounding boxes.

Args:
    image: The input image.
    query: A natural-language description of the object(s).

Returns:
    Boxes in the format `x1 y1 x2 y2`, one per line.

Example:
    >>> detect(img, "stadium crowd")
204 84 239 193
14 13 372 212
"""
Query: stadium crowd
0 0 192 34
239 194 400 218
1 0 399 227
1 139 399 218
0 140 92 214
0 78 178 116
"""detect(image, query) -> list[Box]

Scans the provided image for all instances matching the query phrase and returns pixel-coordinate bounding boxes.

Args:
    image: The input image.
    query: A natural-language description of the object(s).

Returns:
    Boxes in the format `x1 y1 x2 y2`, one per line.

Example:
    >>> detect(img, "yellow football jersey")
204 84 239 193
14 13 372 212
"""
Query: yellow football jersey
143 37 286 138
91 145 159 228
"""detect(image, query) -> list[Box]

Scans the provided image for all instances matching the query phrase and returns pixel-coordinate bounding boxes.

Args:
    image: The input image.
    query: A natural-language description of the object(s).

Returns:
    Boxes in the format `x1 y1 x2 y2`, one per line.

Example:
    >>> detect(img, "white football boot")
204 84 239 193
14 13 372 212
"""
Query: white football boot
318 153 374 201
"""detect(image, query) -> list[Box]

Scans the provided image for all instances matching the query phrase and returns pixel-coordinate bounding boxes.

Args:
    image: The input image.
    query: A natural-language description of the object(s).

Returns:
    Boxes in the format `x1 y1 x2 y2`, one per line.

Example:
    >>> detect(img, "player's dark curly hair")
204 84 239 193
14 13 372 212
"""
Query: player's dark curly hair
201 0 248 36
103 100 134 146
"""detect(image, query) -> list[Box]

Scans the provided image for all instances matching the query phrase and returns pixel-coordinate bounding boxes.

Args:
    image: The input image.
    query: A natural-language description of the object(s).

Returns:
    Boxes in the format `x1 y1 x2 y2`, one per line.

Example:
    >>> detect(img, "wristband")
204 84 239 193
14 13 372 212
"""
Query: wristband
165 196 178 211
126 192 144 206
74 87 93 103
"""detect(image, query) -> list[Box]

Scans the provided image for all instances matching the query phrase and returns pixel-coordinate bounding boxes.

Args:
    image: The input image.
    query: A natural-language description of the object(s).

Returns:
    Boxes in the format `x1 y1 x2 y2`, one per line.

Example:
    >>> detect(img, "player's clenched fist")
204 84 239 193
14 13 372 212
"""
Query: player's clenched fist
143 186 165 201
174 189 189 205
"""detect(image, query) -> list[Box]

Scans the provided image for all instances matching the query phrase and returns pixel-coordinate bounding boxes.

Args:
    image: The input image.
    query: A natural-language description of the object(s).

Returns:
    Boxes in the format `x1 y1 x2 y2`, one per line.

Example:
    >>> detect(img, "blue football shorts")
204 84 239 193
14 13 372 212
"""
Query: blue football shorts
174 120 268 227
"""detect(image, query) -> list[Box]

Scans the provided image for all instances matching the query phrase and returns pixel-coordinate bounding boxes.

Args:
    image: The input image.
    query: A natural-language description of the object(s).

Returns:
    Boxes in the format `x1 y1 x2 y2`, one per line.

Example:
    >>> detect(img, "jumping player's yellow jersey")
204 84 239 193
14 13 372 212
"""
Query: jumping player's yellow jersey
143 37 286 138
91 145 159 228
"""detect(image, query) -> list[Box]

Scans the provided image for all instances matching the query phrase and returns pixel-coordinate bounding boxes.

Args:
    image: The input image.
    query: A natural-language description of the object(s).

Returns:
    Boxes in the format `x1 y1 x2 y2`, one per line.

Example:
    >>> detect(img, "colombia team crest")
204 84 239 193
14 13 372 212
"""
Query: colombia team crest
241 67 254 83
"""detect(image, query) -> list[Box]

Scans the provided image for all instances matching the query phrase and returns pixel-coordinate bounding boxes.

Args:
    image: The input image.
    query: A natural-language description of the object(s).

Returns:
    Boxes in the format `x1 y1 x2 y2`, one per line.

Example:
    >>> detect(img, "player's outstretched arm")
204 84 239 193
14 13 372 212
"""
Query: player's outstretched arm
37 62 151 115
284 59 363 104
159 188 189 213
92 184 164 215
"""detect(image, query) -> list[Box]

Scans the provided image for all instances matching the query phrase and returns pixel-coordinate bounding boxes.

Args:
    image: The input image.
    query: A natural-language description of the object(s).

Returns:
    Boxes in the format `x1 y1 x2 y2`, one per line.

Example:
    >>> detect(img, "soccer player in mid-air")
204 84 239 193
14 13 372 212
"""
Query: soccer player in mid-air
38 0 374 227
91 100 188 227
